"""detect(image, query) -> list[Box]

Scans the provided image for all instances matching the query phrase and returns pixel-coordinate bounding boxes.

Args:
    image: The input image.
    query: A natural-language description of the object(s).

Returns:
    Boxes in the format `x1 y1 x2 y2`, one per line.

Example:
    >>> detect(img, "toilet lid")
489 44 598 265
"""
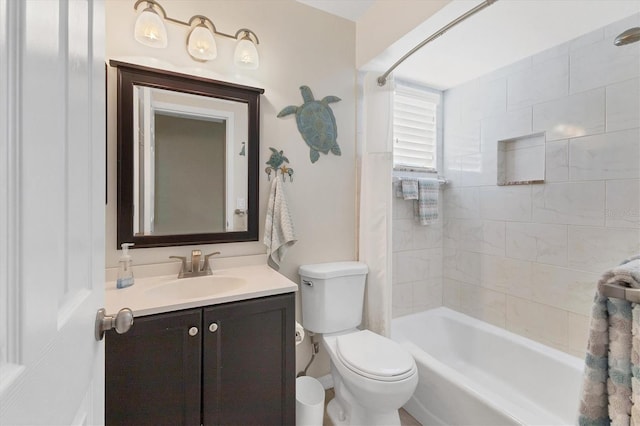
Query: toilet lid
335 330 415 382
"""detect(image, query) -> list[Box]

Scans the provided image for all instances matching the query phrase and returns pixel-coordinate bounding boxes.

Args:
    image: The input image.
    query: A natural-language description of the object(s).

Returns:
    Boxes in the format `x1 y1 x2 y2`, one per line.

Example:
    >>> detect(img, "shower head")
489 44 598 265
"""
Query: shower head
614 27 640 46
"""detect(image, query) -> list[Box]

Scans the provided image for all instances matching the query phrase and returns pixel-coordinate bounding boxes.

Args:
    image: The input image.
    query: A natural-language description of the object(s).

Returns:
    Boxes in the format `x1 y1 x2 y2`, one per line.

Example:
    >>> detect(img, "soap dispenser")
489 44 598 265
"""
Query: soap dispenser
117 243 135 289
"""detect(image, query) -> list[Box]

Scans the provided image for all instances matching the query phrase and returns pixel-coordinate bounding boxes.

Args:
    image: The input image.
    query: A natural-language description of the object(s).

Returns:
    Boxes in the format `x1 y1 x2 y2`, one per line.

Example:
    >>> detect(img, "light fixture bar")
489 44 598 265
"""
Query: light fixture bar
133 0 259 43
133 0 260 67
234 28 260 45
133 0 169 20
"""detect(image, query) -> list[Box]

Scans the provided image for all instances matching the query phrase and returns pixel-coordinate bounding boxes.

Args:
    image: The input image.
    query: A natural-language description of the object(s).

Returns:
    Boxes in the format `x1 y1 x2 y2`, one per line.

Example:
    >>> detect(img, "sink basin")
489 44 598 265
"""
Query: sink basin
146 275 247 300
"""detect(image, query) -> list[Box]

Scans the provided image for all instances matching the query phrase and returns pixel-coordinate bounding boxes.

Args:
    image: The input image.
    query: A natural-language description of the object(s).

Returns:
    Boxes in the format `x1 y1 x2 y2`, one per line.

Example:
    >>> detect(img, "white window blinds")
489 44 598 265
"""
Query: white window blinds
393 85 440 171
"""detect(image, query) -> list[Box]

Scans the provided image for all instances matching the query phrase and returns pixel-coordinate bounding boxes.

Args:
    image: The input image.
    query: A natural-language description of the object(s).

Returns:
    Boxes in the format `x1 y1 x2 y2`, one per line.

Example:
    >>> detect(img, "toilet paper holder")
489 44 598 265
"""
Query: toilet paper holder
295 321 305 345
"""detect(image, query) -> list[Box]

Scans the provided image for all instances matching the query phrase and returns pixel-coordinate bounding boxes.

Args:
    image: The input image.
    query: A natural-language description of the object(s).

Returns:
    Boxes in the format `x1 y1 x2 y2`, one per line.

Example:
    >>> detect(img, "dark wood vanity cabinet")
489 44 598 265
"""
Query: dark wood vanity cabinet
106 308 202 425
106 293 295 426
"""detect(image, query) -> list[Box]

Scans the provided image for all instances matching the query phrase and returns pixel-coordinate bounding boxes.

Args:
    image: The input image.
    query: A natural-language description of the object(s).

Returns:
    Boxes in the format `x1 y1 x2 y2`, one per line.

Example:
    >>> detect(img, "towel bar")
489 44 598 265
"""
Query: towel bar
392 176 447 184
600 282 640 303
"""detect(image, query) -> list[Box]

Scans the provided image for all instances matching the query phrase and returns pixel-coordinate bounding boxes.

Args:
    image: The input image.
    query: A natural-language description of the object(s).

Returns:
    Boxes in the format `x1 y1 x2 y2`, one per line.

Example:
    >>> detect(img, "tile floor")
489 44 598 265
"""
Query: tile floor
322 388 421 426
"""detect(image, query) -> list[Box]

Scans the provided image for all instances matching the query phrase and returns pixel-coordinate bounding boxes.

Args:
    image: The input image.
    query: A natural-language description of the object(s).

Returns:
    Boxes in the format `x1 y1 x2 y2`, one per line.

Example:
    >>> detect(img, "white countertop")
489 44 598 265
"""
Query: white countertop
106 264 298 317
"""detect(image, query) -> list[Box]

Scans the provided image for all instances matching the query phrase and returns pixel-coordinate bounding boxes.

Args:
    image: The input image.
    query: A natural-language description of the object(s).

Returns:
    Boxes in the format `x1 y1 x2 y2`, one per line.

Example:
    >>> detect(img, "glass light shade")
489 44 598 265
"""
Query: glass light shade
187 24 217 61
134 7 167 48
234 37 259 70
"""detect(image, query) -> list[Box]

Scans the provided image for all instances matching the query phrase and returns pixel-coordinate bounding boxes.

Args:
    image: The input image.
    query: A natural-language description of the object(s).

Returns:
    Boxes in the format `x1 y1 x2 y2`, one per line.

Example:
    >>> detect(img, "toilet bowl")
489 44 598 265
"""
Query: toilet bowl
322 330 418 426
299 262 418 426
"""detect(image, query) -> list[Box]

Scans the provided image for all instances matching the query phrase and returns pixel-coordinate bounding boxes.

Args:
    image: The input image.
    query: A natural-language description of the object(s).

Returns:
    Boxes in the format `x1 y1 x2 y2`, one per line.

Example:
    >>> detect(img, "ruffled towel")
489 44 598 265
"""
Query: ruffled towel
263 177 297 270
395 178 439 225
579 255 640 426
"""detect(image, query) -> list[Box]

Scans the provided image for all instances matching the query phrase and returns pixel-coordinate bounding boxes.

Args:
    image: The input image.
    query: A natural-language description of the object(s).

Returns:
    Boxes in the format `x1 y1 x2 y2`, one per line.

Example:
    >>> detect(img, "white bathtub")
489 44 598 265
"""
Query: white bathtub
391 307 584 426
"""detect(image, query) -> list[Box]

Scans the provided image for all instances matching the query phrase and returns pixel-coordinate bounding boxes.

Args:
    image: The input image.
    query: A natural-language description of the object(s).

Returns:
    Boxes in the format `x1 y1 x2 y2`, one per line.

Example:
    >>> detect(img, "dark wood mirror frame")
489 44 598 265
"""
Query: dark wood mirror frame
111 60 264 248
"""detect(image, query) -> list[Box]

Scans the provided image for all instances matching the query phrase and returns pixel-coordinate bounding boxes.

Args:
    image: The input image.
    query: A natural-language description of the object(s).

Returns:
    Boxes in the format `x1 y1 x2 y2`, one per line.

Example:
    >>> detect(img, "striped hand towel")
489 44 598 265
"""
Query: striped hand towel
414 178 439 225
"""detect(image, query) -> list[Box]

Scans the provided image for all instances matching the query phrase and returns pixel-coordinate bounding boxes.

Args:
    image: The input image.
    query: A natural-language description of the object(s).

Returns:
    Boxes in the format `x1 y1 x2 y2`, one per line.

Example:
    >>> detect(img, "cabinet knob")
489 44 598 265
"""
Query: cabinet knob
188 326 199 336
209 323 218 333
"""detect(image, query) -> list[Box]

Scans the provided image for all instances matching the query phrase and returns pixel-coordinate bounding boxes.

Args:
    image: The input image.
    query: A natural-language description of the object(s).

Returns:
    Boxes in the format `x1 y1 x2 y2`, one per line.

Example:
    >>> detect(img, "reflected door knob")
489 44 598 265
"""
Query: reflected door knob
95 308 134 341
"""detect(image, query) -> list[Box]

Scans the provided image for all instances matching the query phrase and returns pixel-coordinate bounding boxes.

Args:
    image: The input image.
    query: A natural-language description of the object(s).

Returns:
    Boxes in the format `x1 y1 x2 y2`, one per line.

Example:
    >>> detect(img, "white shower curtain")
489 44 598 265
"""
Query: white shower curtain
357 72 394 337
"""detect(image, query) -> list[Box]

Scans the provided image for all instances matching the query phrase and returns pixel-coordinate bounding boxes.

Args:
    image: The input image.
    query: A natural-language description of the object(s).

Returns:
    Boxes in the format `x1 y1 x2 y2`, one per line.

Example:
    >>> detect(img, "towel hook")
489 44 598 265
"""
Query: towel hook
265 165 294 182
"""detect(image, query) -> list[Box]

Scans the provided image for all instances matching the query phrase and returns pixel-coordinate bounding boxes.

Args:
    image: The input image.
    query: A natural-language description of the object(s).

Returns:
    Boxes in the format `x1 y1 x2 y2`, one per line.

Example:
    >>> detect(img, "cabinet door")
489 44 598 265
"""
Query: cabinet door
106 308 202 426
202 293 295 426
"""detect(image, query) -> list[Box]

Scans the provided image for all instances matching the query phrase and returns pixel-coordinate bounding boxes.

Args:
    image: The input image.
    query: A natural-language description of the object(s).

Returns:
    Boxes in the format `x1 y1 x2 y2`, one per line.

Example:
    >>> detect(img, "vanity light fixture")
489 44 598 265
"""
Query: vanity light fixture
133 0 260 68
187 16 217 61
133 0 167 48
233 29 260 70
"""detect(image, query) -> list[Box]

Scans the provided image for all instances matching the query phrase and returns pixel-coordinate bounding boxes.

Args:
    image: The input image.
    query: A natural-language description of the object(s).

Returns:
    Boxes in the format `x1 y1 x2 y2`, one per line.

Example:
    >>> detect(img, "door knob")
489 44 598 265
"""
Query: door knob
95 307 134 341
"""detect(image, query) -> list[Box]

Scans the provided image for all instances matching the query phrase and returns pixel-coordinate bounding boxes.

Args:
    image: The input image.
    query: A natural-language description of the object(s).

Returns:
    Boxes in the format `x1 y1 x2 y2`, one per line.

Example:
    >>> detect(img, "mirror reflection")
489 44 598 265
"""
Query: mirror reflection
132 86 248 236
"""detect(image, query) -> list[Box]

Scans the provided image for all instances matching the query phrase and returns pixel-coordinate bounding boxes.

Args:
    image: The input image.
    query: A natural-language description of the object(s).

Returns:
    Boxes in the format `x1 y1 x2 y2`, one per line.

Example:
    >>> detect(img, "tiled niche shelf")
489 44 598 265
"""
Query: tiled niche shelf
497 132 546 186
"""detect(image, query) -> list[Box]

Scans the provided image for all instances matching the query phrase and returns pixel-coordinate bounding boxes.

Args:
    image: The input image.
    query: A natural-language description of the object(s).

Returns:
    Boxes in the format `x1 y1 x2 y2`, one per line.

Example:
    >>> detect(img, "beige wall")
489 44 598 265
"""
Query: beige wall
356 0 450 68
105 0 356 377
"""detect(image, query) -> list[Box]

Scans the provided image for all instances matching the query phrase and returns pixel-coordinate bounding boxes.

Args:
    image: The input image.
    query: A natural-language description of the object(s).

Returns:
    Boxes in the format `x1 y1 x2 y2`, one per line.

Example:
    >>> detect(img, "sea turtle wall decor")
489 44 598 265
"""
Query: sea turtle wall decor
265 147 294 182
266 147 289 170
277 85 341 163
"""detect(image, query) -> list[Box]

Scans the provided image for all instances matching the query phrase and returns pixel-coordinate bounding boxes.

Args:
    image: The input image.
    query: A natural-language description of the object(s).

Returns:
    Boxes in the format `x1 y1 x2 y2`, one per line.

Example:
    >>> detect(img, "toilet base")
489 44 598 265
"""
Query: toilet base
326 399 348 426
327 397 401 426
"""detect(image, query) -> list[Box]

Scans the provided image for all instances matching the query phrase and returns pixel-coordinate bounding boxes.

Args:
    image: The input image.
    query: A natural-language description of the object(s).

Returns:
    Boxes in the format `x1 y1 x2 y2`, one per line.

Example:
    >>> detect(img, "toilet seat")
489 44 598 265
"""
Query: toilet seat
335 330 416 382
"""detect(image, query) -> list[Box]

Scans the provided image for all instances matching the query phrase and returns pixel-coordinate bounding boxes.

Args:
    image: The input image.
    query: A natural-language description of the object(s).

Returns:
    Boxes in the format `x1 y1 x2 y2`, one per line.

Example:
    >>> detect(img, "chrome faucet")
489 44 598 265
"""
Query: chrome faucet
169 250 220 278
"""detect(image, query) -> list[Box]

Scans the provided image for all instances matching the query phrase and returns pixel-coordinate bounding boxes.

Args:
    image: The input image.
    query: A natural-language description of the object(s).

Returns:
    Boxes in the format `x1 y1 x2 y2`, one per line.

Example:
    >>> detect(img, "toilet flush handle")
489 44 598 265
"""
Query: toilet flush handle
302 279 313 287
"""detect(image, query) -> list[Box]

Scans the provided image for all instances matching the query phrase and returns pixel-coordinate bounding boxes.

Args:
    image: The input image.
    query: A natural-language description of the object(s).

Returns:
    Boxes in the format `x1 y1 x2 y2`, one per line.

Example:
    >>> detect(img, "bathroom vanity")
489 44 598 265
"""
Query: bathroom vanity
104 264 297 426
105 62 297 425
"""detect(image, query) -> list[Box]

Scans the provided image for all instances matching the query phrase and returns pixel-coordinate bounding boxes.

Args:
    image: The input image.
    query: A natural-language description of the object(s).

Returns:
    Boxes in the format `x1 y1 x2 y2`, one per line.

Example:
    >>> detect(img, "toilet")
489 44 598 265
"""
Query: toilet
299 261 418 426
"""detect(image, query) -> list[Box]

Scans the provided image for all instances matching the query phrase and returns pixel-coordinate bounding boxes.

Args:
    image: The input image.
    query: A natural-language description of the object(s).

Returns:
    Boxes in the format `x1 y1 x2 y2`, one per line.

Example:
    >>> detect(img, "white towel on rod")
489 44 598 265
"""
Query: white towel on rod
263 177 297 270
400 178 419 200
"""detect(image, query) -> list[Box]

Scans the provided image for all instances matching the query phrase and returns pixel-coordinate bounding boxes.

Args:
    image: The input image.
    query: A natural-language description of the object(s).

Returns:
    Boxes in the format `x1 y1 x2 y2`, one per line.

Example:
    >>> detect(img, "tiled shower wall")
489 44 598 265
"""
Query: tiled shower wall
392 188 444 317
392 85 445 318
442 13 640 357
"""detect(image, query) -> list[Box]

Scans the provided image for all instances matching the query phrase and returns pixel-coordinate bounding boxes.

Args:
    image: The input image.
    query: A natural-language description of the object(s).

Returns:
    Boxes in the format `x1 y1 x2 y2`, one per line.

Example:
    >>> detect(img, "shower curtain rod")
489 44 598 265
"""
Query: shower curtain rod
377 0 498 87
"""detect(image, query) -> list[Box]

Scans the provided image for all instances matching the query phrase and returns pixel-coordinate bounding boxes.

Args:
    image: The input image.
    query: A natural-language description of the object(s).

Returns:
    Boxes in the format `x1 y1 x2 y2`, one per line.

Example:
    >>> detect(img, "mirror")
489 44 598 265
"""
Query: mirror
112 61 263 248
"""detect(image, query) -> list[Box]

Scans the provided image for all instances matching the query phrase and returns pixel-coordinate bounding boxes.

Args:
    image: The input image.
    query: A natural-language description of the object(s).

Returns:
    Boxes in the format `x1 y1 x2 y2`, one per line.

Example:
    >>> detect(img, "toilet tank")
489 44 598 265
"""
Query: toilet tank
299 261 369 334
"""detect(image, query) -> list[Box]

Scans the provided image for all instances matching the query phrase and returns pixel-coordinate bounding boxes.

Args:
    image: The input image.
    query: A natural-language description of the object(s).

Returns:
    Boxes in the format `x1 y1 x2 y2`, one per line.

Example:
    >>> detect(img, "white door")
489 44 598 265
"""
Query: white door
0 0 106 424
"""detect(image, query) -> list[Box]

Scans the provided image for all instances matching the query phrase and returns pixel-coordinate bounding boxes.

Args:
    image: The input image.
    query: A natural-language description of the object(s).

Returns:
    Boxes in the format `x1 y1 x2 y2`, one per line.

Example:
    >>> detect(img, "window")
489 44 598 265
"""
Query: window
392 84 440 171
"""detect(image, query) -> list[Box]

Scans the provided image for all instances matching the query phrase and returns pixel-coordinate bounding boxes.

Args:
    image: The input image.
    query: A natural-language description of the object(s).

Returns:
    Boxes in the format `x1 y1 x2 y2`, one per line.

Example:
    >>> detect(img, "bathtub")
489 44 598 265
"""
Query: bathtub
391 307 584 426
